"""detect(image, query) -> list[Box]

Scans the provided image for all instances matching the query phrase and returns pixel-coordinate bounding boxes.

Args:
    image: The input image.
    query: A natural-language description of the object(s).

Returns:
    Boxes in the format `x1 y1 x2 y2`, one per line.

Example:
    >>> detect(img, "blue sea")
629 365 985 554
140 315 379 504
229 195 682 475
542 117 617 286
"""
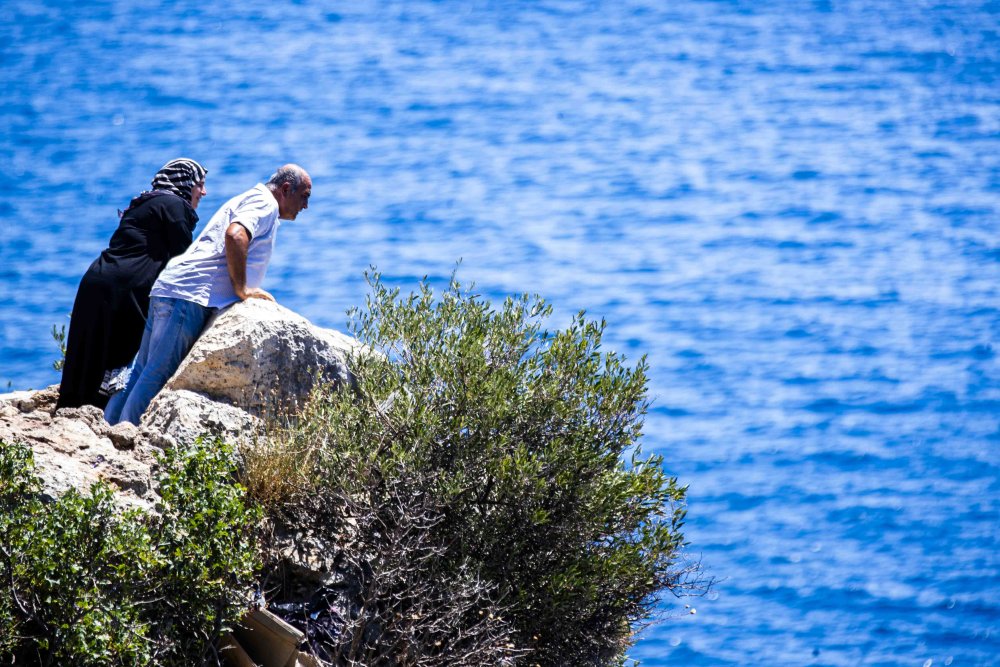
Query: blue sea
1 1 998 664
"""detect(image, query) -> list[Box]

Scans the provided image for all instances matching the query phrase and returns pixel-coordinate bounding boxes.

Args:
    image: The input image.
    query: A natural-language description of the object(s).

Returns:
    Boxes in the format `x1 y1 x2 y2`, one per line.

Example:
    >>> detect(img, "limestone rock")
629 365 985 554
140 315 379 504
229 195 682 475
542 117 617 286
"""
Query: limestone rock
107 421 142 450
144 388 261 449
0 386 158 510
0 385 59 414
166 299 360 414
1 301 361 512
142 300 360 444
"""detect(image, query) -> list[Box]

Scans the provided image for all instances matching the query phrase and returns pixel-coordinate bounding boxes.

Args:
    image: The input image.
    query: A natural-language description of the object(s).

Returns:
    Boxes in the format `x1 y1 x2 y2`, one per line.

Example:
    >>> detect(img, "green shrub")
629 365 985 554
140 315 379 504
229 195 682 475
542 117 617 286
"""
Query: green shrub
0 438 260 666
0 441 38 660
258 271 702 666
149 439 262 665
0 441 153 665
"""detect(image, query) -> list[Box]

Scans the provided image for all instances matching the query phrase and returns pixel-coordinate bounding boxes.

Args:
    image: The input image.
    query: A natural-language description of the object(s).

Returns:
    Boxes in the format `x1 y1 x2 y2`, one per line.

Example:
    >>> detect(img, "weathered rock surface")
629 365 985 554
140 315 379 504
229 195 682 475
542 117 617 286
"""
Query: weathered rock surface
145 299 361 445
0 300 361 510
0 386 158 509
143 388 260 450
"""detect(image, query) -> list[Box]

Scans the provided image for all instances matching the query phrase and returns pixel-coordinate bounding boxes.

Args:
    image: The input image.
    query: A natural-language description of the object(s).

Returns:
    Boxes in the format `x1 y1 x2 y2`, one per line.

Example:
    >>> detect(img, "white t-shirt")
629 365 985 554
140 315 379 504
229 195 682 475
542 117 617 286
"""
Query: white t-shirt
151 184 281 308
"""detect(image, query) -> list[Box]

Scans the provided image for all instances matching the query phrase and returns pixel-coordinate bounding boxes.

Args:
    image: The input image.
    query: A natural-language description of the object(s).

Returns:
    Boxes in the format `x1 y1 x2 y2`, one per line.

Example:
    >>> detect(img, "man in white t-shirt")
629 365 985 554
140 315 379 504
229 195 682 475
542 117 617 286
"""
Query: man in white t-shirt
106 164 312 425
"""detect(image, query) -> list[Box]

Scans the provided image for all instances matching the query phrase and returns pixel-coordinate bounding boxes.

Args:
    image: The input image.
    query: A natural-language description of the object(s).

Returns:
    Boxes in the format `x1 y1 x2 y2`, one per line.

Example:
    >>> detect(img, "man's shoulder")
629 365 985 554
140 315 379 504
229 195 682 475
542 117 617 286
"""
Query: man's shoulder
232 184 277 213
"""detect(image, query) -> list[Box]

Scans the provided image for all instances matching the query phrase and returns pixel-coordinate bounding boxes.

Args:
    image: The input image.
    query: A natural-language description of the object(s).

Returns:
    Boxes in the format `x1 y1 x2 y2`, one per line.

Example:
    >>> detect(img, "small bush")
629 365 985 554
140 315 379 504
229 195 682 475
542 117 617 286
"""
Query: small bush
257 271 703 665
0 438 260 666
51 322 67 371
148 438 263 665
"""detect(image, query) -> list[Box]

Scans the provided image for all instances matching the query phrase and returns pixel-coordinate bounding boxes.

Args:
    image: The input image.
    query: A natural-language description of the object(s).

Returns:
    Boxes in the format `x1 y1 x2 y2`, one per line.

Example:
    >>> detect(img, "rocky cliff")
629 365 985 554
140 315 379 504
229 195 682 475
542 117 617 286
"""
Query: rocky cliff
0 300 360 512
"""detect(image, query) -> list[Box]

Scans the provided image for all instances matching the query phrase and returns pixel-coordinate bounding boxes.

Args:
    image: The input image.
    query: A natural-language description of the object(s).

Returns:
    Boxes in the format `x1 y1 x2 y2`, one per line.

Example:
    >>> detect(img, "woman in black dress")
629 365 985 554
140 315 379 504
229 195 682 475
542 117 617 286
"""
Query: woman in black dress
57 158 208 410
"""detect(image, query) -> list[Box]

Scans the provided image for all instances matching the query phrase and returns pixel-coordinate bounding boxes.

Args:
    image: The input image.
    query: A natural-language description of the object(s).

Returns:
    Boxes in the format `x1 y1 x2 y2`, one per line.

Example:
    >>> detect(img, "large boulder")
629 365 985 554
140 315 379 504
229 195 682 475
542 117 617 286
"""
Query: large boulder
144 299 361 446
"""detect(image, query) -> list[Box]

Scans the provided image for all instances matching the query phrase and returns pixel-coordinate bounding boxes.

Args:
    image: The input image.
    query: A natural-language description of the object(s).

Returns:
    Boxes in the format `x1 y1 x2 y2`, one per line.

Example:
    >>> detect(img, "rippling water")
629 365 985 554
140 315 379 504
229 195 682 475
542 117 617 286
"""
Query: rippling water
2 1 998 664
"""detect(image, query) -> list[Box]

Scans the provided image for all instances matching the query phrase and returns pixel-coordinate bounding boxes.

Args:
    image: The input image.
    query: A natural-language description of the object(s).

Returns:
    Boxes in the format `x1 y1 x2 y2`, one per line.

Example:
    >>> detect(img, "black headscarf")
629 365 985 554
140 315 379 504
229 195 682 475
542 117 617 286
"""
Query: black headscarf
121 158 208 217
150 157 208 202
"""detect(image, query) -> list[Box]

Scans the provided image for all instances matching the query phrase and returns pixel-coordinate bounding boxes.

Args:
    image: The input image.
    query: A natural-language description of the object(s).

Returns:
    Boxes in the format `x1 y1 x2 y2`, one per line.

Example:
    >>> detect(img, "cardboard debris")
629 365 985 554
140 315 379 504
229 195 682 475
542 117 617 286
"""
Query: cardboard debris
222 608 321 667
219 632 256 667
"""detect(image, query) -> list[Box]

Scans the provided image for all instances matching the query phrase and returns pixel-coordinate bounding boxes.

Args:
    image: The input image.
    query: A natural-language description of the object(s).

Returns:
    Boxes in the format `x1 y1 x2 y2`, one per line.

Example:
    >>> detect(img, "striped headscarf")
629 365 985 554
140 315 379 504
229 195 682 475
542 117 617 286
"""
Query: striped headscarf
150 158 207 203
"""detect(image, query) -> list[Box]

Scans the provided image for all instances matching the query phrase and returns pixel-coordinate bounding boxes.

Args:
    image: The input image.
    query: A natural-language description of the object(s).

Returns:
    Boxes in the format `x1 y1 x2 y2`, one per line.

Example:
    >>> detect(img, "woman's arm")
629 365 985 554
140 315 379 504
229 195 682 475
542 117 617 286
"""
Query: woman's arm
163 199 196 258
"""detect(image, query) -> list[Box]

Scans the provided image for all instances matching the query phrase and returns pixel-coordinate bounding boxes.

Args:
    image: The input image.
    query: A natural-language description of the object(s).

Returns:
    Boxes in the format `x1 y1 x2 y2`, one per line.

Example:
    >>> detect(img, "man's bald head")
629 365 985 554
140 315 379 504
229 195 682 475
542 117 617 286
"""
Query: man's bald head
266 164 309 193
266 164 312 220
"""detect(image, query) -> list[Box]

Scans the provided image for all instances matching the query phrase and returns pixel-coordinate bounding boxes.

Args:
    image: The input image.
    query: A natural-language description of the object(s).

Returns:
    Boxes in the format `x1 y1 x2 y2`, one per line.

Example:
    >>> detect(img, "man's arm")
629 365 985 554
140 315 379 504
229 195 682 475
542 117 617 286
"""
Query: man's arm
225 222 275 302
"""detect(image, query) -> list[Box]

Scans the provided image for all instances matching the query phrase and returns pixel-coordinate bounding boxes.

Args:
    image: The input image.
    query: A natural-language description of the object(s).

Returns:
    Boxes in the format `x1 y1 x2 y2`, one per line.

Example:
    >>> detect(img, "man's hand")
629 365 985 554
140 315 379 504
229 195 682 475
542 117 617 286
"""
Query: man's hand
242 287 275 302
225 222 276 302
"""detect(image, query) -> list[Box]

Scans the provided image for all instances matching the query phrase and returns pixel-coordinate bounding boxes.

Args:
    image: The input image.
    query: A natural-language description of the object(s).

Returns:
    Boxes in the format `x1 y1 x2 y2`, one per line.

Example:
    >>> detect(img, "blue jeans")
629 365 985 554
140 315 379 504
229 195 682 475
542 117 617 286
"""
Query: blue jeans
104 297 214 425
